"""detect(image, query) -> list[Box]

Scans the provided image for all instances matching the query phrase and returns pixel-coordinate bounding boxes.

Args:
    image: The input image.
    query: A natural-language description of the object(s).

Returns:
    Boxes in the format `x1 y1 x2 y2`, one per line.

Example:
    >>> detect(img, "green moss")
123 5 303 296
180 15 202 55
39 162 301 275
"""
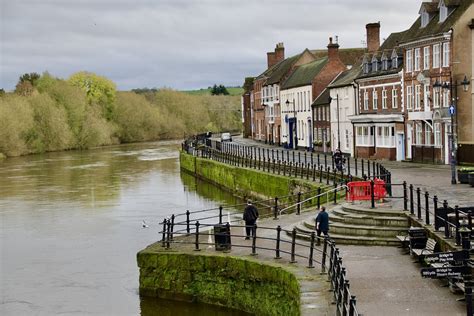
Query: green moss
138 250 300 316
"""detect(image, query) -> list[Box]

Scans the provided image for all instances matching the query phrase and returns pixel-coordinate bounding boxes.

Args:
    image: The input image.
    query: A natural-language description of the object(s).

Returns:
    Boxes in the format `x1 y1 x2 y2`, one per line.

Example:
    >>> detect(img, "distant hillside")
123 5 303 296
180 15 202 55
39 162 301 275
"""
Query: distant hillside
183 87 243 96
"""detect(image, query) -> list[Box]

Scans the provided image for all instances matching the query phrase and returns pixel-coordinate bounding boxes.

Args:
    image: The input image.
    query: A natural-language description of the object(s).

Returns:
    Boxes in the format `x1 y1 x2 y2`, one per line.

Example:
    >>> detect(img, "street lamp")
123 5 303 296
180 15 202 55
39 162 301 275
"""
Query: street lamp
328 94 341 150
433 75 470 184
285 99 297 149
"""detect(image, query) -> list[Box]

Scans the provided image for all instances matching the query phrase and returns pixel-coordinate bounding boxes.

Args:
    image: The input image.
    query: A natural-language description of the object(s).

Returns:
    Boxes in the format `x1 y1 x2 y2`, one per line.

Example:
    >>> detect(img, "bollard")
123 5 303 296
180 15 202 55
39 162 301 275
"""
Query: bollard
297 192 302 215
425 191 430 226
290 228 297 263
162 219 167 247
275 225 282 259
317 187 321 209
416 187 421 219
251 224 257 256
194 221 200 251
273 197 279 220
308 232 315 268
409 184 414 215
403 181 408 211
370 180 375 209
186 210 190 235
170 214 175 240
219 206 223 224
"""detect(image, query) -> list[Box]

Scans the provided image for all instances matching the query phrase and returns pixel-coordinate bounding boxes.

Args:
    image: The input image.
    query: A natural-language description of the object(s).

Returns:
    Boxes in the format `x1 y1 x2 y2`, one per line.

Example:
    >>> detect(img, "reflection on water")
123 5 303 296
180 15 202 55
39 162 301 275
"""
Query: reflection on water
0 141 246 315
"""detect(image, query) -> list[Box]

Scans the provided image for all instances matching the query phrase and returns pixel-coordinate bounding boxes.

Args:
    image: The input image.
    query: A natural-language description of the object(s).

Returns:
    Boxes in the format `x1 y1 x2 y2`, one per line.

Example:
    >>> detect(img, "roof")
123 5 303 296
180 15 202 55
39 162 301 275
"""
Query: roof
328 65 363 88
280 57 328 90
265 54 302 85
312 88 330 107
310 48 365 66
400 0 470 44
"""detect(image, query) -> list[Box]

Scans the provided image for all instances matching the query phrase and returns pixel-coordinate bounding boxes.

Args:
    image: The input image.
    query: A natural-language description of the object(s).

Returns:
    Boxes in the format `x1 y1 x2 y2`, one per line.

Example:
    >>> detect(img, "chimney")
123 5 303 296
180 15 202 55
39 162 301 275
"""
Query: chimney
366 22 380 54
327 37 340 62
267 43 285 68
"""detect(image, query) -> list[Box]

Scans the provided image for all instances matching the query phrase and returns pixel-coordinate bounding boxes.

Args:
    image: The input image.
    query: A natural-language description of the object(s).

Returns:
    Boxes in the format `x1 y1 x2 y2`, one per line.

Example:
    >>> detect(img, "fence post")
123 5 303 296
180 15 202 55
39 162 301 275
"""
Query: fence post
278 160 281 175
306 163 309 180
186 210 190 235
251 224 257 256
433 195 439 231
170 214 175 240
361 159 365 178
443 200 450 238
317 187 321 209
455 205 460 245
326 167 330 185
274 197 279 220
297 192 301 215
318 153 320 166
162 219 167 247
308 232 315 268
416 187 421 219
324 154 327 168
425 191 430 226
355 158 358 176
370 180 375 209
319 165 323 183
312 164 316 181
334 183 338 204
343 280 350 316
367 159 370 178
321 236 328 274
194 221 200 251
349 296 357 316
283 161 286 176
403 181 408 211
290 228 297 263
275 225 282 259
409 184 414 215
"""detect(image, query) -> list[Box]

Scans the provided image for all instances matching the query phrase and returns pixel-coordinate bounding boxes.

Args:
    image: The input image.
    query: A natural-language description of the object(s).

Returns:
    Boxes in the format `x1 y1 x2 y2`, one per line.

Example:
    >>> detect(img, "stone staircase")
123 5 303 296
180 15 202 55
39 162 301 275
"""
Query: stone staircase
291 203 410 246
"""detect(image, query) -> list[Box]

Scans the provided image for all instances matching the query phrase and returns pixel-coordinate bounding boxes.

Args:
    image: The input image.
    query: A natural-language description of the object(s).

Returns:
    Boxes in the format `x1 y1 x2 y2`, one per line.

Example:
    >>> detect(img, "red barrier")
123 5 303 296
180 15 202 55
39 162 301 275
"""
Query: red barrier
347 179 387 202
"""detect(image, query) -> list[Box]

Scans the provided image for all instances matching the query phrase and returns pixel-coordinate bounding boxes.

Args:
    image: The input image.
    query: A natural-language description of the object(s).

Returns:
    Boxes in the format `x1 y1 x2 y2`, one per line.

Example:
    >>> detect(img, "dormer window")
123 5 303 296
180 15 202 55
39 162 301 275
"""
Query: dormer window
439 0 448 23
363 62 369 74
382 57 388 70
392 56 398 68
372 57 378 72
421 10 429 28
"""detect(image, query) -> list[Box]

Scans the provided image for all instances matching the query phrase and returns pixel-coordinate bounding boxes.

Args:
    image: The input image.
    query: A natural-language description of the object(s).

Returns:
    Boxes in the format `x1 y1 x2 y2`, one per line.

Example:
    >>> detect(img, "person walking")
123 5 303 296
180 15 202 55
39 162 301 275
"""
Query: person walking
243 200 259 240
333 148 343 172
315 206 329 245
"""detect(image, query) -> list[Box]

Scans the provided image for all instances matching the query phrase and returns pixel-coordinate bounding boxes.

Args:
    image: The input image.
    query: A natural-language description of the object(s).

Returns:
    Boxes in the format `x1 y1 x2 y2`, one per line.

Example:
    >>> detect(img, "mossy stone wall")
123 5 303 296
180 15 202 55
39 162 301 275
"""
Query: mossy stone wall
138 248 300 316
180 151 323 200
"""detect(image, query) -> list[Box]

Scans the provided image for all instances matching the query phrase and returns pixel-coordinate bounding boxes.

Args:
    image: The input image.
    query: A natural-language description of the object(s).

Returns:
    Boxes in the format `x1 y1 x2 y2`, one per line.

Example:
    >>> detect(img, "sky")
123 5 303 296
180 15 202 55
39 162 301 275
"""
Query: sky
1 0 422 91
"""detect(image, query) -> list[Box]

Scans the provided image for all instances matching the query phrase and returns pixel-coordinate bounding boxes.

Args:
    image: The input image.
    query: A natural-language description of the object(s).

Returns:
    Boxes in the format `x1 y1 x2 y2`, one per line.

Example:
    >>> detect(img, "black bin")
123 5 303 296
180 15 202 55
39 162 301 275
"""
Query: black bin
214 224 231 251
408 227 427 250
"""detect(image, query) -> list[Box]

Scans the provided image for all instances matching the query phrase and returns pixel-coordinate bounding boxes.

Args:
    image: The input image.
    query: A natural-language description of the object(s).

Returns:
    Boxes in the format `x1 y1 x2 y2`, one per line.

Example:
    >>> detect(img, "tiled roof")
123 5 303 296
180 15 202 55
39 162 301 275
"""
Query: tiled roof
280 57 328 90
310 48 365 66
312 88 330 107
328 65 363 88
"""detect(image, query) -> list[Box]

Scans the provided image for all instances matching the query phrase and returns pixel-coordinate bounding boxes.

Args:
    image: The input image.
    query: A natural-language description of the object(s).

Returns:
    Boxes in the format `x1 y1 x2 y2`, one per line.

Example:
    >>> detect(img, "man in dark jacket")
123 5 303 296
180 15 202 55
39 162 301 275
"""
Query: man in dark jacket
243 200 259 240
315 206 329 245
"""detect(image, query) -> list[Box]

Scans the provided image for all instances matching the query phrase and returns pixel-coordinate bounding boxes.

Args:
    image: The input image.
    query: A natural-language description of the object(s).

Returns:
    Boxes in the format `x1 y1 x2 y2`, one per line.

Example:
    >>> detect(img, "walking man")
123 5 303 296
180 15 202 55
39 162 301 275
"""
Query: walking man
315 206 329 245
243 200 259 240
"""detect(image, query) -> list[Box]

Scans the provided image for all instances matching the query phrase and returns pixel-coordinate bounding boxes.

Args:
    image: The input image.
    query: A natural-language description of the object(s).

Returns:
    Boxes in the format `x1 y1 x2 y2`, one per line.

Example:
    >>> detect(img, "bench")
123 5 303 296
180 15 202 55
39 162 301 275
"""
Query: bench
412 238 437 259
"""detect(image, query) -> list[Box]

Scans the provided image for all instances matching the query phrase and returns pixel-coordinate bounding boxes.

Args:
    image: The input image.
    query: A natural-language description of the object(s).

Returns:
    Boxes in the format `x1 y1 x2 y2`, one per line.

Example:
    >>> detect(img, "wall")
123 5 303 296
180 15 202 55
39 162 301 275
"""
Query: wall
330 85 356 156
138 249 300 316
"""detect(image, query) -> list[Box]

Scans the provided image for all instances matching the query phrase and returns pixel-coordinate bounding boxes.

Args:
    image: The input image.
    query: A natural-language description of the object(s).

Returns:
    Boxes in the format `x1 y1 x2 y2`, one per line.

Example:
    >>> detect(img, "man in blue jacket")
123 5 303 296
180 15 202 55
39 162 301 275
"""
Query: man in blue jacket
315 206 329 245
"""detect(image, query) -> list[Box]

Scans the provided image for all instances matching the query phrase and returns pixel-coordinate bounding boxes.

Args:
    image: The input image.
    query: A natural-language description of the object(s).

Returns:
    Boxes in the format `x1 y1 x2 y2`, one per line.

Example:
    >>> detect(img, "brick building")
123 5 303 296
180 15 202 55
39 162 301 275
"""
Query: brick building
241 77 254 138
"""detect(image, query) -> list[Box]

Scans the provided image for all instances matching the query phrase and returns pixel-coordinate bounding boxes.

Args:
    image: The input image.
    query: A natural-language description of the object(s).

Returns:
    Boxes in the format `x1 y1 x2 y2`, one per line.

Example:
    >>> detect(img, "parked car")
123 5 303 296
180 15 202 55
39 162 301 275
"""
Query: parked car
221 132 232 142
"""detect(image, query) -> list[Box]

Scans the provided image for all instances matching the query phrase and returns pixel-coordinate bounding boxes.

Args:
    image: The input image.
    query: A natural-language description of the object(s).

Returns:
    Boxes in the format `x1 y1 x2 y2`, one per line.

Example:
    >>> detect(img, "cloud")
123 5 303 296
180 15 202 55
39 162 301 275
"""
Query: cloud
1 0 421 91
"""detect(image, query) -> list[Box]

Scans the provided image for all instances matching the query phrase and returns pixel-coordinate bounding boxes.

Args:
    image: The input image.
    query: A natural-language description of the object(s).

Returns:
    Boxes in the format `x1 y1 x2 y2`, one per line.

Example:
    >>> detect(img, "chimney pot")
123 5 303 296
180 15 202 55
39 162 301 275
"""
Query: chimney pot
366 22 381 53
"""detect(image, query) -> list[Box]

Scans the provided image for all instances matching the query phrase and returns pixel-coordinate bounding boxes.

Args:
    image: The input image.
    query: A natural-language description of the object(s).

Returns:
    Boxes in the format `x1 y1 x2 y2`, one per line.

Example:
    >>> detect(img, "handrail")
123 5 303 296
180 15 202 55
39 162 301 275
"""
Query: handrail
279 185 348 215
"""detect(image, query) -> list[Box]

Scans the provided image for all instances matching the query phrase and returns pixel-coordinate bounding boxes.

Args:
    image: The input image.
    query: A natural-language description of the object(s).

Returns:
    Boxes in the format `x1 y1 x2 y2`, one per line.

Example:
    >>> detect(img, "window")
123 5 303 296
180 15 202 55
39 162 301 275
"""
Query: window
425 124 432 145
421 11 429 28
376 125 395 147
392 88 398 108
416 123 422 145
414 48 421 71
423 47 430 70
382 58 388 70
363 91 369 110
382 89 387 109
372 58 378 72
406 49 413 72
442 89 450 108
442 42 450 67
392 56 398 68
356 125 374 146
372 90 378 110
439 1 448 22
433 89 440 108
345 130 350 149
423 85 430 110
415 85 421 110
406 86 413 110
433 44 440 68
363 62 369 74
434 123 441 146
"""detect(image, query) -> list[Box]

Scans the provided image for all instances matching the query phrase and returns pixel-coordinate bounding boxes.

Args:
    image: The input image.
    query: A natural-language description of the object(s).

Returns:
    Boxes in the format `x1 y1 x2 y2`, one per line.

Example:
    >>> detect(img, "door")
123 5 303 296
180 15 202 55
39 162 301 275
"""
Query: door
396 133 405 161
288 121 294 149
406 123 412 159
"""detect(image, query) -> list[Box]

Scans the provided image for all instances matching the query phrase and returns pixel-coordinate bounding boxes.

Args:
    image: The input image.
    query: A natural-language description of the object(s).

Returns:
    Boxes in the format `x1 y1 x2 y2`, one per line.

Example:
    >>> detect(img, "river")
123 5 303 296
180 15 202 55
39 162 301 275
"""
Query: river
0 140 247 315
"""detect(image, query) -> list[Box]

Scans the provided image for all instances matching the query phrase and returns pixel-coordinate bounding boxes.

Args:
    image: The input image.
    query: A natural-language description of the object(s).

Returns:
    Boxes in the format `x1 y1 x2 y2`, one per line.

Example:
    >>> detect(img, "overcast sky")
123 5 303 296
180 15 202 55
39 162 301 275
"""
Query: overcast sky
1 0 422 91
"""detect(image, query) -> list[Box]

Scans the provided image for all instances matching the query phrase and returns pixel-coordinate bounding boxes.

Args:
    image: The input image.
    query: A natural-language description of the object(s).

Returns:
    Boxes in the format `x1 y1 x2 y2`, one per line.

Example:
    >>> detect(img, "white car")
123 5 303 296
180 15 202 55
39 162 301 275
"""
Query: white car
221 132 232 142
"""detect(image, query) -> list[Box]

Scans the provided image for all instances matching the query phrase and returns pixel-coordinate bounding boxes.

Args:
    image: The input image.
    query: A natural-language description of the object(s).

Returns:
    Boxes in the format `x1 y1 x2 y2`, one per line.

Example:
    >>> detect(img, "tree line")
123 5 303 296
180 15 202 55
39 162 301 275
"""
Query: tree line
0 72 241 157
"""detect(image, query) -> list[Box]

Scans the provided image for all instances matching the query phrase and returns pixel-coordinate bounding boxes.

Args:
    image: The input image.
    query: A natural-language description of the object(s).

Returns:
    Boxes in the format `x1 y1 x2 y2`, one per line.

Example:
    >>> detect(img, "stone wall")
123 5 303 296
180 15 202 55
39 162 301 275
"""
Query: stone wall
138 247 300 316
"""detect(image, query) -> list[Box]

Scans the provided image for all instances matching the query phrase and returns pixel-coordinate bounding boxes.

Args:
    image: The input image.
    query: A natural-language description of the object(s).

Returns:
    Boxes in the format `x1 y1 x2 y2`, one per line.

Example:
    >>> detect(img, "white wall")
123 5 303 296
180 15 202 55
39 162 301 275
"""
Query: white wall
280 85 313 147
329 85 357 156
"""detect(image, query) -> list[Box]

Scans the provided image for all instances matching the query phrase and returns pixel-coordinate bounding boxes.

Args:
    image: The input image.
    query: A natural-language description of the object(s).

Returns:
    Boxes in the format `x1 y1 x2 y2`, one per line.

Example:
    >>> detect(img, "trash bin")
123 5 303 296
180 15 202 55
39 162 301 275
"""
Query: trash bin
408 227 427 250
214 224 231 251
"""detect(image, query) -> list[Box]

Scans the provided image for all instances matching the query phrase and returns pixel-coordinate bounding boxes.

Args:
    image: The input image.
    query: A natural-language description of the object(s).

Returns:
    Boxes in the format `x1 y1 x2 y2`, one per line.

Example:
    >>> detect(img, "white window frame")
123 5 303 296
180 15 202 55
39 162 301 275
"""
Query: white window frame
345 129 350 150
363 91 369 110
375 124 395 148
439 2 448 23
442 42 450 67
372 90 378 110
392 56 398 68
421 11 429 28
406 86 413 110
382 89 387 109
416 123 422 145
433 44 440 68
442 89 450 108
356 125 374 147
425 124 432 145
433 89 440 108
415 85 421 110
434 122 441 146
423 47 430 70
372 58 378 72
414 48 421 71
423 85 430 110
406 49 413 72
392 88 398 108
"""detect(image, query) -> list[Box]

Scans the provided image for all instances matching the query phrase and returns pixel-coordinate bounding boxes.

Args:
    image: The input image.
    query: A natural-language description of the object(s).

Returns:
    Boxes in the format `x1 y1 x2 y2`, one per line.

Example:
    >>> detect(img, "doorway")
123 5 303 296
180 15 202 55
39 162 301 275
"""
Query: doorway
396 133 405 161
406 123 412 159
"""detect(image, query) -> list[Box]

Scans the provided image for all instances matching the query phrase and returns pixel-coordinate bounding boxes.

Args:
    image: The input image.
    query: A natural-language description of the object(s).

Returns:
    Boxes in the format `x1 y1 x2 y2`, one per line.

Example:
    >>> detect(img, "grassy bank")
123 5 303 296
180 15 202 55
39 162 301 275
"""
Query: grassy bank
0 73 241 157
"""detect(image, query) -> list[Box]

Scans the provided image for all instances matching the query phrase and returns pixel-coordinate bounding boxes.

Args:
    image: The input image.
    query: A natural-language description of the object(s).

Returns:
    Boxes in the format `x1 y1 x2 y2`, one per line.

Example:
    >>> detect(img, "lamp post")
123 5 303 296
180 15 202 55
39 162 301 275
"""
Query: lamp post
433 75 470 185
285 99 297 149
328 94 341 150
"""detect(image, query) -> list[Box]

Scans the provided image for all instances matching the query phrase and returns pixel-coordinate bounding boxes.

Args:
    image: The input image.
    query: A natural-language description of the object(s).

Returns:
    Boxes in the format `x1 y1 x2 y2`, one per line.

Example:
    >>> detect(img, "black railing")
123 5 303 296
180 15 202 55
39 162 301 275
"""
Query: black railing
159 206 359 316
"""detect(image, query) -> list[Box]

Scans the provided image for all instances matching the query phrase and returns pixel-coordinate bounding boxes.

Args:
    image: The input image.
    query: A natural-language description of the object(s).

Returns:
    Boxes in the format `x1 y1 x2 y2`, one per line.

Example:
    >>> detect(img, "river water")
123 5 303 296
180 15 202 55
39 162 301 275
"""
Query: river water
0 141 247 315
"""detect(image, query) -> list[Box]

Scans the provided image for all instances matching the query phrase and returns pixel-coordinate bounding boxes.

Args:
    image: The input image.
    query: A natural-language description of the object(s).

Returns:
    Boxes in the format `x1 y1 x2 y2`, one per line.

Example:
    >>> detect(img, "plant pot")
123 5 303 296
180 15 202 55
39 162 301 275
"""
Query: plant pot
458 170 470 184
469 173 474 187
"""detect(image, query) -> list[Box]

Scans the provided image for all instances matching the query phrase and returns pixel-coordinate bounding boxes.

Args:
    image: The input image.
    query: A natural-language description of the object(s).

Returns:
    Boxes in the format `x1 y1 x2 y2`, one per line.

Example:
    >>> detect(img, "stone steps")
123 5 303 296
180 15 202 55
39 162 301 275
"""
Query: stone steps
302 220 407 238
330 208 409 227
